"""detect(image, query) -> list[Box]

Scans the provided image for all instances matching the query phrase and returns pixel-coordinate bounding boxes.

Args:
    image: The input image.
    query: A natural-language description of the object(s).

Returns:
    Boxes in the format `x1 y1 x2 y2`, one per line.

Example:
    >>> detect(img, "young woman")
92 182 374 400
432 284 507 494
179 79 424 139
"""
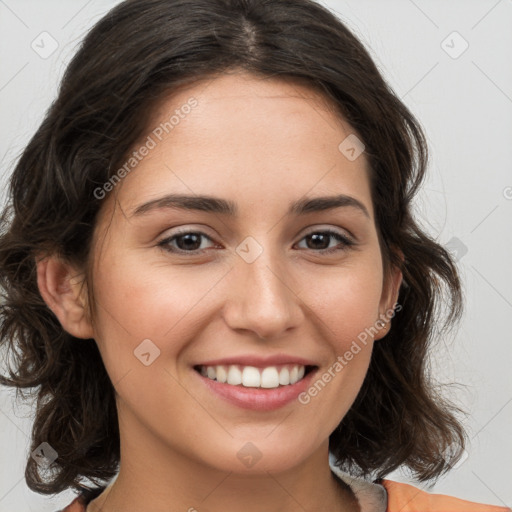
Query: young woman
0 1 509 511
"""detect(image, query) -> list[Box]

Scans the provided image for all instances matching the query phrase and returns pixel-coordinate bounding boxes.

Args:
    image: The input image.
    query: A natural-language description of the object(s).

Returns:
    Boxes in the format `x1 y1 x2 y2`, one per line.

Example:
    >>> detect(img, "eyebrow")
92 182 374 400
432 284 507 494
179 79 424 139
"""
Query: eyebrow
132 193 370 219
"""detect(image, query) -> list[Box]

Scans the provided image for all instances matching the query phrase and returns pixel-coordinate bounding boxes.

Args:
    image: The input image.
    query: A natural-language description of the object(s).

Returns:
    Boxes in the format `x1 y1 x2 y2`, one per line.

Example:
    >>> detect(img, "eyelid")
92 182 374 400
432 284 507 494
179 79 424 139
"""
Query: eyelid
301 224 355 241
158 224 353 243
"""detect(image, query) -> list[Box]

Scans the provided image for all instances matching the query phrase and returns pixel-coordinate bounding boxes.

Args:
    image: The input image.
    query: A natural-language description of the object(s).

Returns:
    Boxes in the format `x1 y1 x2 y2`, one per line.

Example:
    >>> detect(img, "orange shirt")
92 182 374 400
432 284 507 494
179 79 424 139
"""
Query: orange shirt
380 479 510 511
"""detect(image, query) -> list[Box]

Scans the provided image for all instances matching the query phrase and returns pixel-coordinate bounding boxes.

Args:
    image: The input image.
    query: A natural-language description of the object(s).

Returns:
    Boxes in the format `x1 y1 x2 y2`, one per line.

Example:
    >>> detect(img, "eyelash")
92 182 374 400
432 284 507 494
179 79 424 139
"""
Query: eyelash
157 229 355 256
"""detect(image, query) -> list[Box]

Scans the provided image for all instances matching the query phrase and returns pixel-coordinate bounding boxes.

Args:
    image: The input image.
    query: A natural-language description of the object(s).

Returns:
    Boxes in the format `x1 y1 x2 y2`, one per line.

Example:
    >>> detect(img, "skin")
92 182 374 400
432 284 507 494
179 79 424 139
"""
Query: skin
37 70 402 512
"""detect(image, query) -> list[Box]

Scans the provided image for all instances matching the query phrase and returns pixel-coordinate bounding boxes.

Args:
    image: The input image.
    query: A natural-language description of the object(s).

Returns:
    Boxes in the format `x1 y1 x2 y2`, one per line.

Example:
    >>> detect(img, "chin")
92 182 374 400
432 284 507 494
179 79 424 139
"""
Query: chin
196 436 319 476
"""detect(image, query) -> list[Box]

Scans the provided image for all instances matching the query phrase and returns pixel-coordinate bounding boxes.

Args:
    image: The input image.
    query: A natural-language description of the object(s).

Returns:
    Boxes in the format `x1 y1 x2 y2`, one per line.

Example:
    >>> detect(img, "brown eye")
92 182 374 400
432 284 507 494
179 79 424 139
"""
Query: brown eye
295 230 355 254
158 231 215 254
157 228 355 256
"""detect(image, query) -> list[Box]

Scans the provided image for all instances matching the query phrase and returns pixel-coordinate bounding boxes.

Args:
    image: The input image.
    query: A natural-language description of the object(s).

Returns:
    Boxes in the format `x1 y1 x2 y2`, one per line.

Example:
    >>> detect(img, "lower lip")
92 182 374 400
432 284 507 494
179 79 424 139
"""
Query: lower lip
195 367 318 411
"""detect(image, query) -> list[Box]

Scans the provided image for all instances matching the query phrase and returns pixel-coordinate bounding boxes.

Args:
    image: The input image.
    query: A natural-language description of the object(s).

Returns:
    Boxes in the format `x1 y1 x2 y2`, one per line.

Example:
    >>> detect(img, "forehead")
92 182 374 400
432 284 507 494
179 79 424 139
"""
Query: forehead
104 71 374 222
148 71 352 151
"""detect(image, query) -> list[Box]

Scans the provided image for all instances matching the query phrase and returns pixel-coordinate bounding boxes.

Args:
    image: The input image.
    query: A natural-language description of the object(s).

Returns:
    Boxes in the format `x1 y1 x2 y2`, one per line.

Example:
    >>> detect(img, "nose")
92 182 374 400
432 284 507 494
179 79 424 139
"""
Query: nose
222 248 304 340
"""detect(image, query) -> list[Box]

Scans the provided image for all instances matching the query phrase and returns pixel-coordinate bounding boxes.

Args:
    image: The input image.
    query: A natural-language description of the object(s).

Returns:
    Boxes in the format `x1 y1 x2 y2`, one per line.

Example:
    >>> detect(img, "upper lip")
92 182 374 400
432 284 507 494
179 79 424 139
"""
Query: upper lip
194 354 318 368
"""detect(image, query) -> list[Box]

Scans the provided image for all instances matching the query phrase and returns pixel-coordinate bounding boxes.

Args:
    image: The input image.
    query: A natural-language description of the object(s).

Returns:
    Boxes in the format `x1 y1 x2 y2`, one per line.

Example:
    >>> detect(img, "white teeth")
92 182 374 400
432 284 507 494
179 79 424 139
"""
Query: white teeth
216 365 227 383
261 367 280 388
242 366 261 387
198 364 308 389
289 366 299 384
279 367 290 385
227 365 242 385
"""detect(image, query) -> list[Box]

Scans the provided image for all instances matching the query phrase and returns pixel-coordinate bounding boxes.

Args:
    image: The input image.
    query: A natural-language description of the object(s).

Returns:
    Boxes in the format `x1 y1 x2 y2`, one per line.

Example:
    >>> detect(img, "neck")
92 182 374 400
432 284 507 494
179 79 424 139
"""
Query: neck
86 409 359 512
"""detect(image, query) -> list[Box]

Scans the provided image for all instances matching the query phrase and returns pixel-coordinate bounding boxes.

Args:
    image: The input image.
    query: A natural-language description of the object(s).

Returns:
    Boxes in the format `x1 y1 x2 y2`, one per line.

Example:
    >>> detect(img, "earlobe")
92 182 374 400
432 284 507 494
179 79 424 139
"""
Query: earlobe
36 255 94 340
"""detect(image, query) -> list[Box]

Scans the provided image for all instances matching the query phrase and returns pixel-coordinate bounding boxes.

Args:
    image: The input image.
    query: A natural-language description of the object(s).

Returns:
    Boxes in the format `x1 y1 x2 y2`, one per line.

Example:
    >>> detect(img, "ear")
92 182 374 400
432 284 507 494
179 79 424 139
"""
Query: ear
374 248 404 341
36 255 94 339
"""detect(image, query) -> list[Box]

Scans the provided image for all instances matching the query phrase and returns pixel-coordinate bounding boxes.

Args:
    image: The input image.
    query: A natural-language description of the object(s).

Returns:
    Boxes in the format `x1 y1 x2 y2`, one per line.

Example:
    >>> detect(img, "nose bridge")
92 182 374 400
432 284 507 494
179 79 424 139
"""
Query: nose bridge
224 235 302 338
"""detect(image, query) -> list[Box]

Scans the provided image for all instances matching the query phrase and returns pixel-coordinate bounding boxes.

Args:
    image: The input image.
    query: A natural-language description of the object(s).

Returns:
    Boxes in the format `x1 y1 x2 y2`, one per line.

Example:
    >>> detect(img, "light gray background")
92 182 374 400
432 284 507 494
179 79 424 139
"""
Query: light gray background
1 0 511 510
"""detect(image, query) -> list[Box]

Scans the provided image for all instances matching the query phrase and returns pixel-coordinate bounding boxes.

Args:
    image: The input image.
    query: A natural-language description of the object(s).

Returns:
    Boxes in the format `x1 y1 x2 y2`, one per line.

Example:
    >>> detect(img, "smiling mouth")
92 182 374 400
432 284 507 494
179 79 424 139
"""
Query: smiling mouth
193 364 317 389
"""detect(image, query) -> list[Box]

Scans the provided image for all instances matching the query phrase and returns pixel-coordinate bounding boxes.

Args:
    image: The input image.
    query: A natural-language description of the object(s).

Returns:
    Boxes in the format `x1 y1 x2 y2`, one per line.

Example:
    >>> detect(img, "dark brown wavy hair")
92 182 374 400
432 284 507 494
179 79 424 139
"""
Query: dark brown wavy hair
0 0 467 496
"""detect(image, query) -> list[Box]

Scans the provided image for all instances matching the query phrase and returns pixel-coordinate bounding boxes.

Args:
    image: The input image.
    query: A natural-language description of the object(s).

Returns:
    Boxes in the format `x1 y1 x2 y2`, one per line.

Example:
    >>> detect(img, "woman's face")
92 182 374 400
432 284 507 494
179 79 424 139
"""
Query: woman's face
85 71 401 474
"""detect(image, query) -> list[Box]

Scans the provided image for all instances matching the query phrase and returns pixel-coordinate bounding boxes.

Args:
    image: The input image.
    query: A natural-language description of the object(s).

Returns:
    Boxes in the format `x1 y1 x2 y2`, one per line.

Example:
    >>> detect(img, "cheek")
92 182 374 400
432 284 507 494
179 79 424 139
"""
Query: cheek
300 256 384 349
294 264 383 432
89 251 228 376
88 260 206 434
